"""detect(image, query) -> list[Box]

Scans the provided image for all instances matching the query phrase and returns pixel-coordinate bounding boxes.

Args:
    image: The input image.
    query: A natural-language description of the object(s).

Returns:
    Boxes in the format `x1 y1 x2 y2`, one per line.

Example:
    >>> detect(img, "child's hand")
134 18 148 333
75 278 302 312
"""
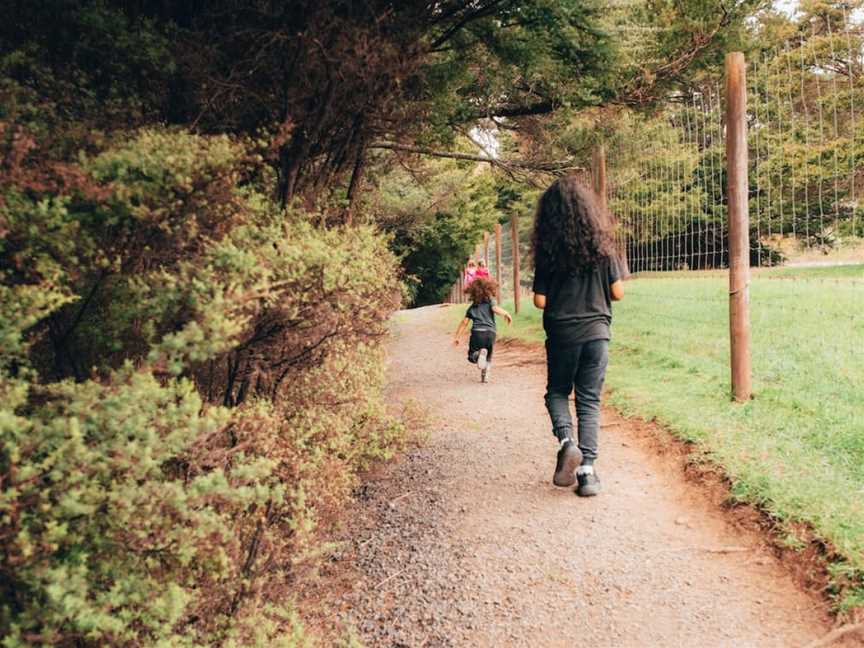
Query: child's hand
505 313 513 325
452 338 460 346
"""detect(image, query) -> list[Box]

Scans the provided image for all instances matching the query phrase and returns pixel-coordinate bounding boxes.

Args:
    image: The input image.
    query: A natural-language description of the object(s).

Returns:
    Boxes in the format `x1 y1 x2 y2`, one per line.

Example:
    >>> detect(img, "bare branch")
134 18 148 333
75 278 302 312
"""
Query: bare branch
430 0 513 49
801 623 864 648
368 141 583 174
471 99 556 120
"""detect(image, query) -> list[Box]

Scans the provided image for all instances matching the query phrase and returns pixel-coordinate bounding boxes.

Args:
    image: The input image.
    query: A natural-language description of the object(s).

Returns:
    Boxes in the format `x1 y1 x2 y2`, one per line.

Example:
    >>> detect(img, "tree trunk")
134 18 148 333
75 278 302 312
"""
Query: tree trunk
276 81 337 208
345 139 367 225
277 132 307 208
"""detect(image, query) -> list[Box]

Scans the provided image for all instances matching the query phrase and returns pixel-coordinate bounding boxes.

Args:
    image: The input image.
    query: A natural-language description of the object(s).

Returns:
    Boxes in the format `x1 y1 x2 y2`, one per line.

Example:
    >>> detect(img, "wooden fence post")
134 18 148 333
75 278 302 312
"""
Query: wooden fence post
494 223 503 302
597 143 632 276
483 232 490 266
592 144 607 211
511 214 520 314
725 52 752 402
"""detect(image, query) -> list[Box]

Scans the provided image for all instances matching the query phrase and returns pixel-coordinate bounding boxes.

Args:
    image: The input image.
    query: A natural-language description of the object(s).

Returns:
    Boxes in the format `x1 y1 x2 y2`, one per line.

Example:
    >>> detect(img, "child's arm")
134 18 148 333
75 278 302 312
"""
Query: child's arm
453 317 470 344
492 305 513 325
610 255 625 301
533 293 546 310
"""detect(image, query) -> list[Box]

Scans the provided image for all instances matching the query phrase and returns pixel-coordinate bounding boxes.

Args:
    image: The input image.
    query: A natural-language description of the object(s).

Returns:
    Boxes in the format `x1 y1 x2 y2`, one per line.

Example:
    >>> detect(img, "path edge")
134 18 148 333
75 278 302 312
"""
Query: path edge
498 335 864 628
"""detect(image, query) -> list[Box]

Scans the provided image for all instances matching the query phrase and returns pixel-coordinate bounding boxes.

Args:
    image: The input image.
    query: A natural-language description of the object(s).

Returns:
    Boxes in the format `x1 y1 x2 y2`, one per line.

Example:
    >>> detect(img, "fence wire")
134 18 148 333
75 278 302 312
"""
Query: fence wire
497 220 533 302
446 220 534 305
610 13 863 268
600 11 864 400
451 15 864 402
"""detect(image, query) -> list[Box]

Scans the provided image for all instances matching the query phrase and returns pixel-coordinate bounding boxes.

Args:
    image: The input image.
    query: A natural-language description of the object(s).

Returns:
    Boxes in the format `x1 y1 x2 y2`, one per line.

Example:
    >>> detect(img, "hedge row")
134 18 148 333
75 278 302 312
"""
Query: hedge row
1 128 404 646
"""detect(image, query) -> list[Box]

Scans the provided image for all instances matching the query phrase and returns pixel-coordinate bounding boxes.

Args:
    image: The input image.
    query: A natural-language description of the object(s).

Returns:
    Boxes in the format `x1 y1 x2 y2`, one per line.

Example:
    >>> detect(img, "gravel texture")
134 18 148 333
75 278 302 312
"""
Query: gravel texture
307 305 861 648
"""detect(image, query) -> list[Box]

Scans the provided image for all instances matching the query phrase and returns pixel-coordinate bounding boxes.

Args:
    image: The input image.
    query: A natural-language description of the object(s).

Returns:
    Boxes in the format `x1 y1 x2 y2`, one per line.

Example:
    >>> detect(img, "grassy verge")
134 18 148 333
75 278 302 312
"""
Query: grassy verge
448 264 864 609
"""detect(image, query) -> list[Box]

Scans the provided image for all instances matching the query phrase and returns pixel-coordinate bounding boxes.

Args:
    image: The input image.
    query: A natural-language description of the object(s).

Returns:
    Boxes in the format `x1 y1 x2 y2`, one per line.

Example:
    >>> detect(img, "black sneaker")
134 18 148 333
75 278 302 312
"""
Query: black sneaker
553 440 582 487
480 368 487 383
576 469 601 497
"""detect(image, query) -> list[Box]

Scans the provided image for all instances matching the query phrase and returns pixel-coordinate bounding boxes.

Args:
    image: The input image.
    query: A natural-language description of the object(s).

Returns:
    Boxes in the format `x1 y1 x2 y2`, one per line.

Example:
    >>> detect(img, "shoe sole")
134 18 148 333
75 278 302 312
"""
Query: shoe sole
553 444 582 487
477 349 488 370
576 484 601 497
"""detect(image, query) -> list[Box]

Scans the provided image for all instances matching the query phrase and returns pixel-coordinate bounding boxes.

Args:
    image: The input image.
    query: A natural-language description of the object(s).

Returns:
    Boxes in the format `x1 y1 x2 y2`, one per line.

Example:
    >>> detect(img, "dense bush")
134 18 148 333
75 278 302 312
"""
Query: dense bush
1 127 403 645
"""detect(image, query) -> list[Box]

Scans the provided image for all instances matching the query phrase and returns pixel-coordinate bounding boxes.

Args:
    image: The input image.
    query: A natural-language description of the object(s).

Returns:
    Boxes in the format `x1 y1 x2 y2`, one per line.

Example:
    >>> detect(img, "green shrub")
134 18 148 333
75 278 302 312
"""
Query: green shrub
0 367 280 646
1 127 403 645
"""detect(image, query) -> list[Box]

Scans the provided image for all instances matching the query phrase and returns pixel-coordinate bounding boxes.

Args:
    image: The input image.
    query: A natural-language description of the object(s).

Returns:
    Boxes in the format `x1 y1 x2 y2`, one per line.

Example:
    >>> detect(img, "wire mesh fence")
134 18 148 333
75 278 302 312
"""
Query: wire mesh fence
609 85 731 272
446 217 535 306
748 10 863 258
497 217 533 303
610 12 863 265
603 11 864 400
448 12 864 402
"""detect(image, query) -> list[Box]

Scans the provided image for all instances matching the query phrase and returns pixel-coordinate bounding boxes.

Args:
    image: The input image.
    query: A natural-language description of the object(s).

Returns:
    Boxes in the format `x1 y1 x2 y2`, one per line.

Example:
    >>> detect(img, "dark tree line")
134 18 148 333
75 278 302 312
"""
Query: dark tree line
4 1 757 223
3 1 611 214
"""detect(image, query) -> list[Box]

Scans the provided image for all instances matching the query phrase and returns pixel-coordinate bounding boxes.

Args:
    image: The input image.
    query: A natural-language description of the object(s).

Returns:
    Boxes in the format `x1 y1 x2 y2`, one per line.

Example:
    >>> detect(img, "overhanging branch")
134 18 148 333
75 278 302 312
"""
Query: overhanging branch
473 99 556 119
430 0 513 49
368 141 581 174
611 7 733 106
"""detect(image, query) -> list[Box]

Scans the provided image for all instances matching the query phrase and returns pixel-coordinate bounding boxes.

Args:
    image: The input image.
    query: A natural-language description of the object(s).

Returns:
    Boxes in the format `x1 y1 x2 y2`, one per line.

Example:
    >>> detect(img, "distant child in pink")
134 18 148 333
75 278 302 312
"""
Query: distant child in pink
475 259 491 279
464 259 478 286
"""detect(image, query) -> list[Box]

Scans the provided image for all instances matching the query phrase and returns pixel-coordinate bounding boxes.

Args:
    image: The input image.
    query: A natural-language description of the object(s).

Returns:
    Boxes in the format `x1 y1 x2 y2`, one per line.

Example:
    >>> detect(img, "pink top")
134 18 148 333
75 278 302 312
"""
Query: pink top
464 268 477 285
475 266 490 279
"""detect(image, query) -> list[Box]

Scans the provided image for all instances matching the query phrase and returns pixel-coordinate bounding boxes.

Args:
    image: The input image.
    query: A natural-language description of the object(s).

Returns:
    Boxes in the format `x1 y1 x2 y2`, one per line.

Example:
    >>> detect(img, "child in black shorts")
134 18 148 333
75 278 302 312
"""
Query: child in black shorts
452 277 512 383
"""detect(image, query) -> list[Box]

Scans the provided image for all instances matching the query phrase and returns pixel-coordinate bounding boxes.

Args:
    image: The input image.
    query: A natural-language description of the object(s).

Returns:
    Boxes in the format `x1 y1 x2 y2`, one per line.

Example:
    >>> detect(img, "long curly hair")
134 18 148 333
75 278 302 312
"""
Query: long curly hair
465 277 497 304
531 175 618 274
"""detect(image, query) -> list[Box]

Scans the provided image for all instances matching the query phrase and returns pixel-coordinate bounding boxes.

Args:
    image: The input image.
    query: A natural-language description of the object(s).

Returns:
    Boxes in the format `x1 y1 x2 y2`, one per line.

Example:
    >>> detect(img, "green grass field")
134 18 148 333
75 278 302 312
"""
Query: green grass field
449 264 864 606
759 264 864 280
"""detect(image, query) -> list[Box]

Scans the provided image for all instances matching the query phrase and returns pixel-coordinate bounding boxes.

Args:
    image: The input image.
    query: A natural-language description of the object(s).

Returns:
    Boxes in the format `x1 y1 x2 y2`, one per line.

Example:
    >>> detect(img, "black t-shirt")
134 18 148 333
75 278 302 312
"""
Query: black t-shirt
465 299 496 333
532 256 622 347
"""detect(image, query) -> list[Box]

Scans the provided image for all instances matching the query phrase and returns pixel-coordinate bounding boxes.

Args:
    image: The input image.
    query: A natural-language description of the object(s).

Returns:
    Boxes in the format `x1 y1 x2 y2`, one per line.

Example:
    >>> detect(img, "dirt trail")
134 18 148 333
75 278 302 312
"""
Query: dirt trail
313 305 859 647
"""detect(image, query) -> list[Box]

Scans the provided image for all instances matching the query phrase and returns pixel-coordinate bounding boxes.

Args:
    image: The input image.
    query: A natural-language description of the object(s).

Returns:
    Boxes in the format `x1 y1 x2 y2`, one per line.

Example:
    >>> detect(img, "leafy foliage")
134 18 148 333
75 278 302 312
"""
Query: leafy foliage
0 128 403 645
599 4 864 266
4 0 748 212
372 158 501 305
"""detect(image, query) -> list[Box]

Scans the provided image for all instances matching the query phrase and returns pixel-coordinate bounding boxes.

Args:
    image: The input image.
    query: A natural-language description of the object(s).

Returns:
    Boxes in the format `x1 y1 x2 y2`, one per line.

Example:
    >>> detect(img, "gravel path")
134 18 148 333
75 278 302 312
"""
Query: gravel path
315 304 859 647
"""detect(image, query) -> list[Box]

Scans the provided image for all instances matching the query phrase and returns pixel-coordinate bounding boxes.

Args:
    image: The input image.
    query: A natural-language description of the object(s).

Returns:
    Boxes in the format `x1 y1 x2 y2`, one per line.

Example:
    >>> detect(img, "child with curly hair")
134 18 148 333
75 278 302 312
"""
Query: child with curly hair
452 277 512 383
532 176 625 497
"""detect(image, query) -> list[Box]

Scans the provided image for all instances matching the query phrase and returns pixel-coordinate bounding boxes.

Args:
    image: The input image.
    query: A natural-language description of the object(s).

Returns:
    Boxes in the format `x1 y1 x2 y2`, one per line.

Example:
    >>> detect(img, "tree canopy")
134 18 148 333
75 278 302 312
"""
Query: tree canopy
3 0 761 212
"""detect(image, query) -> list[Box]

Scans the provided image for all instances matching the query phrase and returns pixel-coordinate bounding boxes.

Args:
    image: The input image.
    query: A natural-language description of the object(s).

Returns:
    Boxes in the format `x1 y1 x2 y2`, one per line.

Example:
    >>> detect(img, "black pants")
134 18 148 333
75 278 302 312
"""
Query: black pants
544 338 609 462
468 330 495 363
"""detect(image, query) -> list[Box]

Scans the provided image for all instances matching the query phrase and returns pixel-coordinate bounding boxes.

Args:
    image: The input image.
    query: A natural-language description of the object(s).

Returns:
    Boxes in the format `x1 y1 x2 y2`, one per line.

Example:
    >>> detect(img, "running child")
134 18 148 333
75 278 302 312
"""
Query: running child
531 176 625 497
452 277 512 383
